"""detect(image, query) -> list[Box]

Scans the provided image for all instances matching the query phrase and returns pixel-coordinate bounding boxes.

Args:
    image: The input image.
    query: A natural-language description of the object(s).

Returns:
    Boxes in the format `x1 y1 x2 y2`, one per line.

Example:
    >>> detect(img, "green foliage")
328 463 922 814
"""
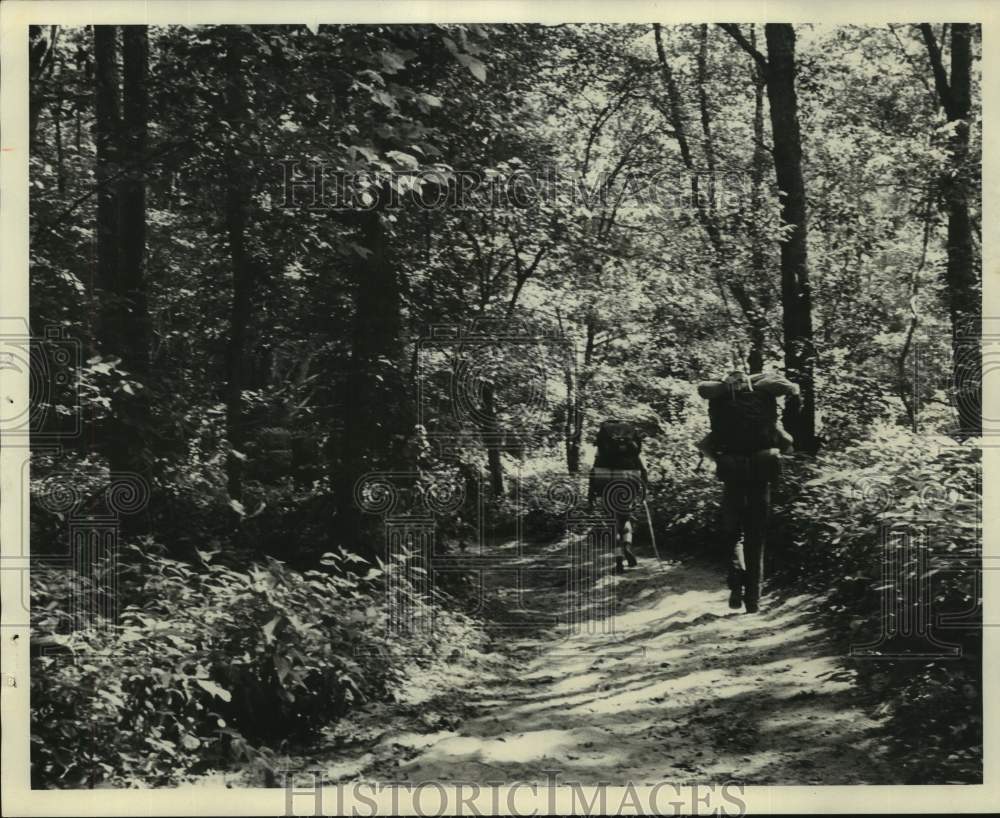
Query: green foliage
27 20 982 788
506 450 581 540
31 544 480 787
642 405 723 549
771 425 981 783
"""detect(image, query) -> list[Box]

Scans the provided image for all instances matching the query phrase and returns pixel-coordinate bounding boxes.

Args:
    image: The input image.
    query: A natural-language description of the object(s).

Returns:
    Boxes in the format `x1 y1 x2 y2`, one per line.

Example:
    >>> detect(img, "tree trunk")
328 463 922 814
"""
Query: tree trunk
120 27 151 378
763 24 817 453
482 382 505 497
696 25 717 208
897 184 934 432
920 23 979 436
94 26 121 357
564 360 579 473
747 23 771 374
54 55 66 196
466 245 547 494
334 206 408 558
223 30 253 499
346 210 405 454
564 317 595 474
94 25 154 533
944 25 977 330
116 25 153 534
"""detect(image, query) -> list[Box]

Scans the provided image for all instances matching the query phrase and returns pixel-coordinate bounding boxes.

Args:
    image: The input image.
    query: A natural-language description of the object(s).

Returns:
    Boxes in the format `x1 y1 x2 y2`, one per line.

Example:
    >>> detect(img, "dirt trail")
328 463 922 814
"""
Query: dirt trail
307 535 898 786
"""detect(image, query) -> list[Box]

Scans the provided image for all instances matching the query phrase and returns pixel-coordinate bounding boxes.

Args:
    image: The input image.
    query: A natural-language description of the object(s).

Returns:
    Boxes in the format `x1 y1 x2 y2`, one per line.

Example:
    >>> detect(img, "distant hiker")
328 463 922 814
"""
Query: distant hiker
404 424 433 474
697 369 799 613
588 419 649 573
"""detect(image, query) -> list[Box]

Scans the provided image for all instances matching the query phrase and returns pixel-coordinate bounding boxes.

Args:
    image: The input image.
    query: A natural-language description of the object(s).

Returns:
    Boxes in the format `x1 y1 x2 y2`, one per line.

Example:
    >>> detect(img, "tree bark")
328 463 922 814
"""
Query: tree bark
120 27 151 377
53 55 67 196
563 359 579 473
117 26 154 533
718 23 818 446
94 25 154 533
919 23 980 436
459 237 547 496
573 318 596 472
223 29 253 499
482 382 505 497
696 25 717 208
897 184 934 432
343 209 405 464
331 204 408 557
562 315 595 474
94 26 121 356
747 23 772 374
763 24 817 453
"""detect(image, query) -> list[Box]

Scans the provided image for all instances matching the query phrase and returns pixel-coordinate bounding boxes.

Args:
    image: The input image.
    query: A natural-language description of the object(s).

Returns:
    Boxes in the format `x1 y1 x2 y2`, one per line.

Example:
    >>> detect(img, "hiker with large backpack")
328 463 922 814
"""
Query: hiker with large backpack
697 368 799 613
587 419 650 574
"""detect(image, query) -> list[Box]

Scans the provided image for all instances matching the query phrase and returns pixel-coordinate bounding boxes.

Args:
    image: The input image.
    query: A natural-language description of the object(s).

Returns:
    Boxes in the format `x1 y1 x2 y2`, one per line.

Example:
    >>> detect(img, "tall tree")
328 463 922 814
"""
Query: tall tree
93 26 120 357
93 25 154 532
120 26 149 359
919 23 980 437
747 23 773 375
719 23 818 453
222 28 254 500
119 25 153 532
335 204 409 556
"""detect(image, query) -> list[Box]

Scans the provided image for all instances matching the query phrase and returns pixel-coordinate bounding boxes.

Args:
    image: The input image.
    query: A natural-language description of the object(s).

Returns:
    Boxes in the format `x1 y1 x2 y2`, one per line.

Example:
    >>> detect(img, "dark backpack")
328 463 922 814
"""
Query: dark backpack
594 420 644 470
708 389 778 456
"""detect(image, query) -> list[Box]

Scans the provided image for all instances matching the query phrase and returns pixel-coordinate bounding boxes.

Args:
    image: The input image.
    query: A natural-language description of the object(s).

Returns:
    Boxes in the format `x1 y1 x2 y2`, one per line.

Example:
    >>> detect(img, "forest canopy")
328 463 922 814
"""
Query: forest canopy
26 21 982 788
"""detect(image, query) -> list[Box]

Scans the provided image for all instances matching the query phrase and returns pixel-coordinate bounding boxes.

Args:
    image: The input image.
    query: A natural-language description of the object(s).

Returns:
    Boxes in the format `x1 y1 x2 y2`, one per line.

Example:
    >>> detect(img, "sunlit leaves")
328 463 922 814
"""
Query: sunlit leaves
455 53 487 82
194 678 232 702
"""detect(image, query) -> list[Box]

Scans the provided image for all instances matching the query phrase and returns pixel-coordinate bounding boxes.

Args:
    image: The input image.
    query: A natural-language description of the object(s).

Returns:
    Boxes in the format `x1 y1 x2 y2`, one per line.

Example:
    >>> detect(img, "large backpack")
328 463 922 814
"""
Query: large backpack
708 389 779 456
593 419 644 470
590 419 645 506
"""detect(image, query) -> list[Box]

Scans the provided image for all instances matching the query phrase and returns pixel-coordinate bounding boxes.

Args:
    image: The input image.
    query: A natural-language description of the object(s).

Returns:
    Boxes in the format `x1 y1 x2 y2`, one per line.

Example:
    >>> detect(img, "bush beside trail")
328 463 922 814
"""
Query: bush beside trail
772 426 981 784
645 423 981 784
30 545 483 788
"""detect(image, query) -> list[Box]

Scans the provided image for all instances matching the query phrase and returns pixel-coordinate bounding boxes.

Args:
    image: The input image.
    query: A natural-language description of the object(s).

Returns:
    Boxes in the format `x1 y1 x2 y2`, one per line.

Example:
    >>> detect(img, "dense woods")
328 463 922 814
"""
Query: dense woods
28 23 981 787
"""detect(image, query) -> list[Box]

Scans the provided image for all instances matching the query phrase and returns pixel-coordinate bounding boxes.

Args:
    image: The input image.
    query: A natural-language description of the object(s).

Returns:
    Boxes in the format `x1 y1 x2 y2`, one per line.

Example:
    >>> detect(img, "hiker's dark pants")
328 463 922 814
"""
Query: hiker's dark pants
721 479 770 606
615 512 634 556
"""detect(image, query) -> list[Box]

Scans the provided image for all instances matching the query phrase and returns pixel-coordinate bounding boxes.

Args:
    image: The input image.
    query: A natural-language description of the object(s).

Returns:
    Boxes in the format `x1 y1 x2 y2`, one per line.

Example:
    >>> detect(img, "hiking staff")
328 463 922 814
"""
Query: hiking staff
641 497 662 562
588 418 651 573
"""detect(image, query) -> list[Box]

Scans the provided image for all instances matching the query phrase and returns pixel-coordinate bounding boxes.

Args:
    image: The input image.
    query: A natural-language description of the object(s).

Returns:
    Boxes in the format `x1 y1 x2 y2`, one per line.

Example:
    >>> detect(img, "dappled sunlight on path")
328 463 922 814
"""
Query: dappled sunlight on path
311 538 896 786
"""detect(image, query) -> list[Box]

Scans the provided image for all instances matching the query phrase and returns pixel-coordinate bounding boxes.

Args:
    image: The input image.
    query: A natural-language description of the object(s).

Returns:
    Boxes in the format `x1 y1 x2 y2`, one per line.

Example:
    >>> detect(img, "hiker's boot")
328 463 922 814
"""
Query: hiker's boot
744 592 759 614
614 556 626 574
727 567 744 610
624 547 638 568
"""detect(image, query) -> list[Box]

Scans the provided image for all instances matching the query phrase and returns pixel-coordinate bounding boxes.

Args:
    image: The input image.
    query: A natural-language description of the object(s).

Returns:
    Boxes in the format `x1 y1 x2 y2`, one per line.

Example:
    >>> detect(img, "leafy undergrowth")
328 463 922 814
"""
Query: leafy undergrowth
30 545 486 788
30 424 982 787
768 425 982 783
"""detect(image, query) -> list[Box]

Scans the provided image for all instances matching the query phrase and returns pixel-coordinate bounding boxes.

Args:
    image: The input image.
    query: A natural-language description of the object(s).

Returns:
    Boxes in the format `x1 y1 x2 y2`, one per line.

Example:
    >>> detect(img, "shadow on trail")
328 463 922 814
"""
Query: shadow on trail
306 528 900 786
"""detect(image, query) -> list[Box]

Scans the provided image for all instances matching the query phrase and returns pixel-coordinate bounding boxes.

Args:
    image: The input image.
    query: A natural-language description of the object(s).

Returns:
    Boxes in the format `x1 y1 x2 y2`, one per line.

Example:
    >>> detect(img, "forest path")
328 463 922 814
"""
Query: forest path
307 535 897 786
